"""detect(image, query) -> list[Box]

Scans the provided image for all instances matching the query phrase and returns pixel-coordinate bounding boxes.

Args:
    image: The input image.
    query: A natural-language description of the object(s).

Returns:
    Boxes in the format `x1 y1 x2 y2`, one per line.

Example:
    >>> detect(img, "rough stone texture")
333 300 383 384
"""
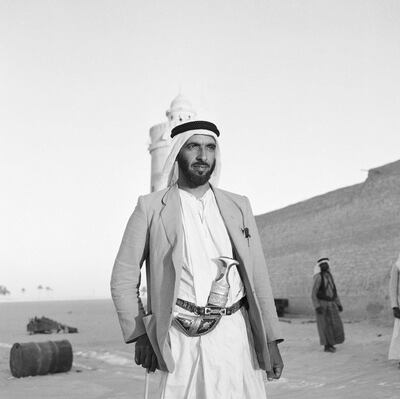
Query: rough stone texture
256 159 400 320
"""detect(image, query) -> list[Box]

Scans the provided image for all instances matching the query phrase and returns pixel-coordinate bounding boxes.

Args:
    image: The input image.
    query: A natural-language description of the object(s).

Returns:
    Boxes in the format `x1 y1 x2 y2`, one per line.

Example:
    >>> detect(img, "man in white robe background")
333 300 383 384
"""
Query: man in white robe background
389 253 400 366
111 120 284 398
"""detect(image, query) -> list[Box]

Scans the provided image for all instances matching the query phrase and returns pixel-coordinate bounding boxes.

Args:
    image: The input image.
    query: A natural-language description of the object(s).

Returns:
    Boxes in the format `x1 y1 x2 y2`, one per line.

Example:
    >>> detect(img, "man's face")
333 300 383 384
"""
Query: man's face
177 134 216 187
319 262 329 272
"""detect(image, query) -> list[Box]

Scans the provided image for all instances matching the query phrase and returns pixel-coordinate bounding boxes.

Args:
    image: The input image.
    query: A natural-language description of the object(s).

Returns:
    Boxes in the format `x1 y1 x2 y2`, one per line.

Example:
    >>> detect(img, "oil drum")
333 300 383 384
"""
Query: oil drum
9 340 73 378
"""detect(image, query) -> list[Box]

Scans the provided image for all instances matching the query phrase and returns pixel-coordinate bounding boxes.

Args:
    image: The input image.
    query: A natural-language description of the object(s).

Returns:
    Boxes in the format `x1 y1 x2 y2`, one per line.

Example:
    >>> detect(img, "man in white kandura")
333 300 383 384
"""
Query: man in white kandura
111 120 284 398
389 252 400 367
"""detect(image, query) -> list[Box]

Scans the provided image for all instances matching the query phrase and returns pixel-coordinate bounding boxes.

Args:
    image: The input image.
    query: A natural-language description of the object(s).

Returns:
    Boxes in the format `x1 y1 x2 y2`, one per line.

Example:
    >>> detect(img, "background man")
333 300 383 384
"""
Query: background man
312 257 344 353
111 120 283 398
388 253 400 366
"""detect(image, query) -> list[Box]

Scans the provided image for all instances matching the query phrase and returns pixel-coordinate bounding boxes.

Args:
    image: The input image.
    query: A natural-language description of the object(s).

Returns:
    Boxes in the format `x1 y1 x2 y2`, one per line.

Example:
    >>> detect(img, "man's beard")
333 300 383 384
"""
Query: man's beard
177 155 216 187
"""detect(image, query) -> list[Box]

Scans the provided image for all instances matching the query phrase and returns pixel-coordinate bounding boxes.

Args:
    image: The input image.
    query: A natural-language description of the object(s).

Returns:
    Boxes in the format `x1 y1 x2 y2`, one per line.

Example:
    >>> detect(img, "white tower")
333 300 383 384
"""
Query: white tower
148 94 196 192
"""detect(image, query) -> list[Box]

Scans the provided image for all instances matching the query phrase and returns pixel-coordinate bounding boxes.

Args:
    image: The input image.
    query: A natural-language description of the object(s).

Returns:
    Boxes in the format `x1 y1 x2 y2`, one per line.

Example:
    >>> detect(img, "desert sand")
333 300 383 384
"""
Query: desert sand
1 300 399 399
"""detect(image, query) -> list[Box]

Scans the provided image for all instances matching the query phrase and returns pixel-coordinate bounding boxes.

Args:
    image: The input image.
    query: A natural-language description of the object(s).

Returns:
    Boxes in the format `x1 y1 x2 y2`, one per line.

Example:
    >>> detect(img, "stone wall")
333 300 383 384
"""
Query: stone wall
255 160 400 320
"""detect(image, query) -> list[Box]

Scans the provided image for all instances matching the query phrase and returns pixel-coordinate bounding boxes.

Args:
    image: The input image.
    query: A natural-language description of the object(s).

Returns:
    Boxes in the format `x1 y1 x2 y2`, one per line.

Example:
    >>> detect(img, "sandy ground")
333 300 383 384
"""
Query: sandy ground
1 316 399 399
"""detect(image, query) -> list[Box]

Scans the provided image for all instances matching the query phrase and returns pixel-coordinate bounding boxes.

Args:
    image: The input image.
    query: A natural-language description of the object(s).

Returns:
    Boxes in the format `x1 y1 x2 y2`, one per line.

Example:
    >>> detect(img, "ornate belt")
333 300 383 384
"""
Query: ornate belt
176 297 247 316
173 297 247 337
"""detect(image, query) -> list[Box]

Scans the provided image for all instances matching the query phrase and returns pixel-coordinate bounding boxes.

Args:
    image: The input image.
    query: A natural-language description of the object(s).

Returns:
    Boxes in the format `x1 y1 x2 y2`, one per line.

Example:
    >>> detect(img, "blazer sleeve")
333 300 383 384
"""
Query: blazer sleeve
244 196 283 343
389 263 400 309
110 196 149 343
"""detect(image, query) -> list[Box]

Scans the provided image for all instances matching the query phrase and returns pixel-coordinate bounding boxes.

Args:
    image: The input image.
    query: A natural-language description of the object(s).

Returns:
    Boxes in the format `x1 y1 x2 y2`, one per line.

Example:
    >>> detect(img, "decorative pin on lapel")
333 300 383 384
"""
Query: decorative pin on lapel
241 227 251 246
242 227 251 238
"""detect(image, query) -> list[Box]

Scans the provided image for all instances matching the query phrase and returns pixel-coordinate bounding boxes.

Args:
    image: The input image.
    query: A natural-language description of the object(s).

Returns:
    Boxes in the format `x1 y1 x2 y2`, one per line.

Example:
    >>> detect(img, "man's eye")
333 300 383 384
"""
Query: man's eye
207 145 216 151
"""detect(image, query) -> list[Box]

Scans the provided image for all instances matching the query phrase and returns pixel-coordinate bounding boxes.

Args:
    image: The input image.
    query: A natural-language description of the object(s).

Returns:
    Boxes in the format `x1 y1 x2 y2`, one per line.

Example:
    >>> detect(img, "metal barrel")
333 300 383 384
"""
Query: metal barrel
9 340 73 378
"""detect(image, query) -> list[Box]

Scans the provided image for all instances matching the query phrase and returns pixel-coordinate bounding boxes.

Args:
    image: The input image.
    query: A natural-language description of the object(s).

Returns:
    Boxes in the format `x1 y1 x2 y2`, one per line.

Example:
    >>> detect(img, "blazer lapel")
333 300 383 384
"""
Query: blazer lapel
161 185 181 245
160 185 184 295
212 187 249 267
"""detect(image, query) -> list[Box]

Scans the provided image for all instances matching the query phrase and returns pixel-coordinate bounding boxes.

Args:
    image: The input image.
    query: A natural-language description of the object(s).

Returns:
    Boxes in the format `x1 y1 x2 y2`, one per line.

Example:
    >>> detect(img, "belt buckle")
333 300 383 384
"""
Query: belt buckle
219 308 226 316
204 307 212 315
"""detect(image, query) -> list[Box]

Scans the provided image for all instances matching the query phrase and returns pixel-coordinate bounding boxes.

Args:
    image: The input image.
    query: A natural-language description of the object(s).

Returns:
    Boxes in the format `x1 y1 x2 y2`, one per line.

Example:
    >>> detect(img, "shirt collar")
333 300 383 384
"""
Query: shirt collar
178 187 213 202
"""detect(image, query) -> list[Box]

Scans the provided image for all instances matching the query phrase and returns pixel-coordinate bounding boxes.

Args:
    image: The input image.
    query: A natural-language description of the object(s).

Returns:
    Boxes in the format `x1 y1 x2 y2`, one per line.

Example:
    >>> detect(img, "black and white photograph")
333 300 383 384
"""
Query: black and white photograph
1 1 400 398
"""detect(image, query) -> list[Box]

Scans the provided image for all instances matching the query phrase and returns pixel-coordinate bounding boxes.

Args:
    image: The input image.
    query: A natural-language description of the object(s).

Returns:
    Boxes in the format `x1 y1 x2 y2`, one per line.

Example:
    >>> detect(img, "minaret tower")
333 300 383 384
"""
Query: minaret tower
148 94 196 192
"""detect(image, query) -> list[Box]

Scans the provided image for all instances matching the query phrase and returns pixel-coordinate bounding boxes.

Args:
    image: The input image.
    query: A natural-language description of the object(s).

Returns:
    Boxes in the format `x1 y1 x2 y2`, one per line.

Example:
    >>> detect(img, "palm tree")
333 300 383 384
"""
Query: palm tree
37 284 43 300
0 285 11 295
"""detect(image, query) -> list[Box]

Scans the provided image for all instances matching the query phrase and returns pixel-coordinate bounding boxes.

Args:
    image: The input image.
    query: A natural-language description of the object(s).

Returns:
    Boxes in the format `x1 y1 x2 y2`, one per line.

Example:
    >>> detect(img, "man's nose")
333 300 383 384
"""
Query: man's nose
196 147 207 162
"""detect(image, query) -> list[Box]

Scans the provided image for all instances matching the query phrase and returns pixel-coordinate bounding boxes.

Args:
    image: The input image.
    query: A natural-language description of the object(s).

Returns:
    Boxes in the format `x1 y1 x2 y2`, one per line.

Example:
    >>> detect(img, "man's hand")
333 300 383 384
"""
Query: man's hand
393 307 400 319
315 306 323 315
266 341 284 381
134 334 158 372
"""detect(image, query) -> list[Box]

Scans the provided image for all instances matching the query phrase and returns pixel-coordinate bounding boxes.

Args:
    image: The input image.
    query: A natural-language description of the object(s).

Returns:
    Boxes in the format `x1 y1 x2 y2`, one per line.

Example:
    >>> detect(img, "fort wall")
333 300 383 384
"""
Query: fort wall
255 160 400 320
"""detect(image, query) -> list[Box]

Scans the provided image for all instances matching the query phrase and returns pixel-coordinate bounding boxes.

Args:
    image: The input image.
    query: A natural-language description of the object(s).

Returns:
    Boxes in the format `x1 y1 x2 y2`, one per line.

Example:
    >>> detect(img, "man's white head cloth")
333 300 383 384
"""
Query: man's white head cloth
161 120 222 188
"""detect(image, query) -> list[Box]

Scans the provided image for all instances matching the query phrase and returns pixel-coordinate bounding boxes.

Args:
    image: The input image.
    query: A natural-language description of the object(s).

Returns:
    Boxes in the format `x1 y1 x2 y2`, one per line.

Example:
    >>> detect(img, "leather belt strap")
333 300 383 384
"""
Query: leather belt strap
176 296 247 316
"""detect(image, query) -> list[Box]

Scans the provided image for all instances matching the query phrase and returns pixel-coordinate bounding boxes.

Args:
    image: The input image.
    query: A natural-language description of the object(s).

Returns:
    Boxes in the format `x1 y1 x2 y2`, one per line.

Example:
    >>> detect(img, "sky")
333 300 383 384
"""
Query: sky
1 0 400 301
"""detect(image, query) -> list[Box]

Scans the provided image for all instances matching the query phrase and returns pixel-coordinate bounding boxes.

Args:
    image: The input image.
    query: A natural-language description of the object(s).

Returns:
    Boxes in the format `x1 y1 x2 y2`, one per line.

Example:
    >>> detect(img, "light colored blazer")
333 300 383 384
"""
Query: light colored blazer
110 184 282 372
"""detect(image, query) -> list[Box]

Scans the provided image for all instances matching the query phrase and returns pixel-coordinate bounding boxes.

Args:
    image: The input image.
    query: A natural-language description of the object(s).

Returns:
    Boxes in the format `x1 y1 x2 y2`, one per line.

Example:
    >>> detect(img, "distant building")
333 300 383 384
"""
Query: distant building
148 94 196 192
256 159 400 320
